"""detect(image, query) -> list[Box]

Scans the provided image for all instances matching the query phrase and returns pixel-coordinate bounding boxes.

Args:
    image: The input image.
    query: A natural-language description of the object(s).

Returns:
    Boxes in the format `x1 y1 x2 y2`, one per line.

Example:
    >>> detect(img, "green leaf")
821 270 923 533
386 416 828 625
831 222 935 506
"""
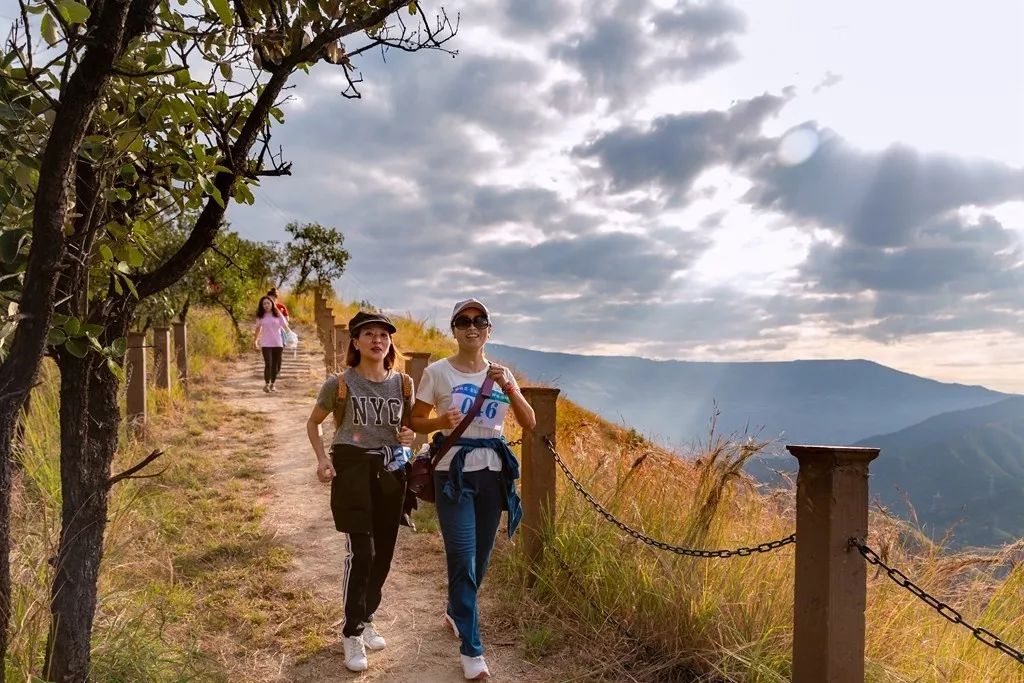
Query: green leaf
65 338 88 358
99 244 113 262
407 1 417 14
64 316 80 336
219 62 232 81
126 245 144 268
210 0 233 27
111 337 127 357
82 323 103 337
106 358 125 381
116 261 131 274
119 271 139 299
58 0 90 24
0 229 27 264
47 329 67 346
40 12 58 46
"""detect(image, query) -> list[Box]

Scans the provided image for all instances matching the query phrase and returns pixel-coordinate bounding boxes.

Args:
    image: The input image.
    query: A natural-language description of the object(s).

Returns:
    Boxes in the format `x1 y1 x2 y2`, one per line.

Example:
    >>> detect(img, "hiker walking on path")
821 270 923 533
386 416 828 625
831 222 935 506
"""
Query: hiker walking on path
305 311 416 673
410 298 536 681
254 295 293 393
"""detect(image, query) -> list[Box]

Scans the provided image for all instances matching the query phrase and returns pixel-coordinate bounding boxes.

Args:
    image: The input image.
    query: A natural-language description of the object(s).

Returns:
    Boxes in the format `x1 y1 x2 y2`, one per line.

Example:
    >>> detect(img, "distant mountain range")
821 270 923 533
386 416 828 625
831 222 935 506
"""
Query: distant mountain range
857 397 1024 547
488 343 1020 547
488 343 1008 446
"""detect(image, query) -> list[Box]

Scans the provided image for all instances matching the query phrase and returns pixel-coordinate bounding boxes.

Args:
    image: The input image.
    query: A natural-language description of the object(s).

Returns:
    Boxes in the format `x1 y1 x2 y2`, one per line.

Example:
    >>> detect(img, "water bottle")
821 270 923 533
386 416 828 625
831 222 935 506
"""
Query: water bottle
388 445 412 472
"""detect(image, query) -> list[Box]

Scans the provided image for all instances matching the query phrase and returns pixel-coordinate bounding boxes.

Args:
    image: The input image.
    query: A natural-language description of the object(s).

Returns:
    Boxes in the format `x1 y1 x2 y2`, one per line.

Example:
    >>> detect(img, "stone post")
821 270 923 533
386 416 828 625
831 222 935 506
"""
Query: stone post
126 331 147 431
153 326 171 389
172 321 188 384
521 388 560 579
787 444 881 683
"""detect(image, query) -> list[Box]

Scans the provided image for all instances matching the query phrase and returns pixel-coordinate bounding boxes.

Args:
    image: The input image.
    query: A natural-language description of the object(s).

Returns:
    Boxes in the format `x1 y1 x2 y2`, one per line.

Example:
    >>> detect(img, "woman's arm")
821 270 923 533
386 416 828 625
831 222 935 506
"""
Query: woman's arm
306 405 336 481
410 399 461 434
489 364 536 431
253 322 261 350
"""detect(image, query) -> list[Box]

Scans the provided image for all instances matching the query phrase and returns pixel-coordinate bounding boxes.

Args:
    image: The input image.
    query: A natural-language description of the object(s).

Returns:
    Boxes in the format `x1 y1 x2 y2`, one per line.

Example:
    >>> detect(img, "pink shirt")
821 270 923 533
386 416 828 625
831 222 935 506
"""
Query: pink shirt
256 313 287 347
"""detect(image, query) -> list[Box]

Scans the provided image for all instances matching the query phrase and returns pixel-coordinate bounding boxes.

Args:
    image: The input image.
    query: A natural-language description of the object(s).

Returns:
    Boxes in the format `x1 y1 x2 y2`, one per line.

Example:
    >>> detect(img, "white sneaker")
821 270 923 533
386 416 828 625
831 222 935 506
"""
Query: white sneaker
443 612 460 640
461 654 490 680
342 635 368 672
361 622 386 650
263 383 271 393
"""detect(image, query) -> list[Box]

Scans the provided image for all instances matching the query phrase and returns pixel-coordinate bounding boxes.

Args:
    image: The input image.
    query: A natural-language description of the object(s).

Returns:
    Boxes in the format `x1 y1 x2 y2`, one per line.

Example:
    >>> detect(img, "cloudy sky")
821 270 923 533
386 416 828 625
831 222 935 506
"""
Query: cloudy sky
226 0 1024 391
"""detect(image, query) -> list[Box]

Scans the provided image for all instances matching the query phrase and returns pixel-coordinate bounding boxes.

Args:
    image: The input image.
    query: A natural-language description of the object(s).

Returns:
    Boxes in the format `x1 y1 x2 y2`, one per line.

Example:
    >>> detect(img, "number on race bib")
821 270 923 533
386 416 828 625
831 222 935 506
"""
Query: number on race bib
450 383 510 431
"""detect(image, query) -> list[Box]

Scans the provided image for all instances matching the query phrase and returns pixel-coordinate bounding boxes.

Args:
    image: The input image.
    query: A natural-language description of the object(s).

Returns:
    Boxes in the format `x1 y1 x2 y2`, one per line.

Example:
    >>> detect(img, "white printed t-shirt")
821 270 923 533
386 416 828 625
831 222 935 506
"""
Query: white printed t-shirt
416 358 518 472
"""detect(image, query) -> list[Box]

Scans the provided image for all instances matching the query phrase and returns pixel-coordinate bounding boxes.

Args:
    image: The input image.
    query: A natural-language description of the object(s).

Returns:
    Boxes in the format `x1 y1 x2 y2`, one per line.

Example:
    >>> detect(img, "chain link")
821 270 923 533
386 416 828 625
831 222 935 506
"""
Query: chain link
541 437 795 558
851 538 1024 665
506 438 523 447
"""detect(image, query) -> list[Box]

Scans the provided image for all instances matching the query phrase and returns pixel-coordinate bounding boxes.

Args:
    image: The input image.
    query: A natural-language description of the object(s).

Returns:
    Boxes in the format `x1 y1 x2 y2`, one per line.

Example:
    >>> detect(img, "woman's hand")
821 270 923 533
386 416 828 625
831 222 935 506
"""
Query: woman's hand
398 426 415 446
487 363 512 391
254 338 260 351
316 456 336 482
442 406 462 429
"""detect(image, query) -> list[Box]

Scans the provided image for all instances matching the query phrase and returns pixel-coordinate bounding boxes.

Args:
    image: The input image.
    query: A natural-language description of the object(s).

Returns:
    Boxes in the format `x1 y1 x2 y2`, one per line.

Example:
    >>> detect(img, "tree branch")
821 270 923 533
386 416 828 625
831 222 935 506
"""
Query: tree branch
107 449 165 488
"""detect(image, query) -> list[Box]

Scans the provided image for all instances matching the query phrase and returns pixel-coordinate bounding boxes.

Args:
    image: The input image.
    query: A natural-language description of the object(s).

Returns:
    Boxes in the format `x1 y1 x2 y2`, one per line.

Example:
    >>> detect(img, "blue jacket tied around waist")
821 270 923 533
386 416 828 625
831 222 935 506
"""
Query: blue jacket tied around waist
434 434 523 538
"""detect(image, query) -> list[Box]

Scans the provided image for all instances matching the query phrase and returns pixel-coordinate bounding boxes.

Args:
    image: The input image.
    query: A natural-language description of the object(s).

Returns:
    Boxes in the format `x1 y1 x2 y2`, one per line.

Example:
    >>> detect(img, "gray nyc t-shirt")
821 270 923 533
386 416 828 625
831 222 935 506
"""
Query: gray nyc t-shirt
315 370 410 448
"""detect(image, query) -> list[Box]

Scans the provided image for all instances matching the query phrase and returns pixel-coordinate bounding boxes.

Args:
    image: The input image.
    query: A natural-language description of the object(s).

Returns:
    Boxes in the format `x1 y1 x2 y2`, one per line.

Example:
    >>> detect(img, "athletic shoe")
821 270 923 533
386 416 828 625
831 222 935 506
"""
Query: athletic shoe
362 622 386 650
342 635 368 672
443 612 459 640
461 654 490 680
269 383 277 392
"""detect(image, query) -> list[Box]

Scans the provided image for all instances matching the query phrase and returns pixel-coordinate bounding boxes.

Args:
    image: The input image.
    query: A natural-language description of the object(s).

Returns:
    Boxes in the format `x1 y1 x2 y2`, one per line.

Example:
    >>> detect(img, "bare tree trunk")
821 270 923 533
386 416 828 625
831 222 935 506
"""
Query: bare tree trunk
44 350 117 682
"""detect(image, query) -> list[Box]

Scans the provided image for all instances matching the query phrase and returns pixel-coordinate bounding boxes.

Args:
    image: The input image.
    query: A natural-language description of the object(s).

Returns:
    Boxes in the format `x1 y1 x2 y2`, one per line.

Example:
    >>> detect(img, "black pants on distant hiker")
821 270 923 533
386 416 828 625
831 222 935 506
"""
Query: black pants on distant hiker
331 445 406 638
262 346 282 383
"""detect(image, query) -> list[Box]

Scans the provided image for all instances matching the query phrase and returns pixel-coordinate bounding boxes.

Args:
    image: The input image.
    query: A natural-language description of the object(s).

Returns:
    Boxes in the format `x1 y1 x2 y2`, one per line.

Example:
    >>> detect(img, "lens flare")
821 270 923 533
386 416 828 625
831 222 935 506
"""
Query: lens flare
777 127 820 166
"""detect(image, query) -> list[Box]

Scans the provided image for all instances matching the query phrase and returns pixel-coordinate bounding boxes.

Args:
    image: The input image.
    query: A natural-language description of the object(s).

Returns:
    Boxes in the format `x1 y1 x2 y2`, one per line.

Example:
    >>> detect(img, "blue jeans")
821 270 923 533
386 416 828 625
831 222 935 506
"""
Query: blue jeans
434 468 504 657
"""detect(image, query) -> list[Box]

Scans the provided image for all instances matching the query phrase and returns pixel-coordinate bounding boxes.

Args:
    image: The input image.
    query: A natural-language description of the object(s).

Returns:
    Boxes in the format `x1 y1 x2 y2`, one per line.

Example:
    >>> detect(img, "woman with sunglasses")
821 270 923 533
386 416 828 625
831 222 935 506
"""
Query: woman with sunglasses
410 298 535 680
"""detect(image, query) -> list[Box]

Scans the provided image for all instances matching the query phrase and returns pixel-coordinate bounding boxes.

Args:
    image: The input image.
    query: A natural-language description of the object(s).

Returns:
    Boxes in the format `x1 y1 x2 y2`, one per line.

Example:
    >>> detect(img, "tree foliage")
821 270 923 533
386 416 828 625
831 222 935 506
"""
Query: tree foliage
283 220 350 292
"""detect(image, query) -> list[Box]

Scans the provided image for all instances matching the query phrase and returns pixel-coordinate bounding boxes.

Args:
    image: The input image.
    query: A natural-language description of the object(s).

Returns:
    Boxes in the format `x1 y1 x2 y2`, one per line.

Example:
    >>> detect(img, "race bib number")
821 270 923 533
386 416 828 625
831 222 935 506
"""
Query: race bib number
450 383 510 430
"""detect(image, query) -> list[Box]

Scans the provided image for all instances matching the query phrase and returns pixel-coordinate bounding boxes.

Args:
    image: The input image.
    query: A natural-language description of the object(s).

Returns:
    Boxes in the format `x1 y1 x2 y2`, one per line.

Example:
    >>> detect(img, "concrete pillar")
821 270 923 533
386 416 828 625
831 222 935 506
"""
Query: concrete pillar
406 352 432 449
172 322 187 384
126 331 147 430
324 322 337 374
521 388 560 578
787 444 881 683
153 326 171 389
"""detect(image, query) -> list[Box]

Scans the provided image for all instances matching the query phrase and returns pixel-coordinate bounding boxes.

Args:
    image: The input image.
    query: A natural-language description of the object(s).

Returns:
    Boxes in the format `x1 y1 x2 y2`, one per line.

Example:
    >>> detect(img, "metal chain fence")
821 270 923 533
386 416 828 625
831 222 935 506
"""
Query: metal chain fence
850 538 1024 665
538 436 795 558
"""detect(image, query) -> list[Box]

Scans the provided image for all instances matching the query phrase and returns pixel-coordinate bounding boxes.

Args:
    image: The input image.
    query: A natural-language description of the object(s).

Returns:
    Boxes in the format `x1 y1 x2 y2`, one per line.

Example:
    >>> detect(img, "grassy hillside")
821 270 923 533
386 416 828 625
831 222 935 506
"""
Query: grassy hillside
861 397 1024 547
8 309 330 681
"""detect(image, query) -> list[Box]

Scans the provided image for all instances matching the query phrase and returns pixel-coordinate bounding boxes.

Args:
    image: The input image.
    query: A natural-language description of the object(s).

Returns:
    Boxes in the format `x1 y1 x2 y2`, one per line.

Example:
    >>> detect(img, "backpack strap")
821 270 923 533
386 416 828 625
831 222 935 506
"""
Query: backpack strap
332 369 348 427
399 372 413 400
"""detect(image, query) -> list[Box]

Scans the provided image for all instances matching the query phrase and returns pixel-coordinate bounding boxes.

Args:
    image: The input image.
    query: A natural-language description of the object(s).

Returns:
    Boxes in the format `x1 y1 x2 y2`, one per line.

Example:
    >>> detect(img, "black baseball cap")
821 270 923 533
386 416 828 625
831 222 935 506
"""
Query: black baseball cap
348 311 397 334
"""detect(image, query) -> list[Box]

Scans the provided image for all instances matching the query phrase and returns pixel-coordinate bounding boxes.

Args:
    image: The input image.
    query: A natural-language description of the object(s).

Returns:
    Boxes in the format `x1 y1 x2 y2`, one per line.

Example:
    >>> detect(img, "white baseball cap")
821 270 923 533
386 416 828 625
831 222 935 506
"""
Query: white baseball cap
450 298 490 324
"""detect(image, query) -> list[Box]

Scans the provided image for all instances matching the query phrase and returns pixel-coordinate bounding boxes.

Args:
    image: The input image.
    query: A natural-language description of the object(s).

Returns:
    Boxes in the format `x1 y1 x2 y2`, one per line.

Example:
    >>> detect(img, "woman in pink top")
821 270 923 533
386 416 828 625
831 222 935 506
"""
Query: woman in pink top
254 295 293 393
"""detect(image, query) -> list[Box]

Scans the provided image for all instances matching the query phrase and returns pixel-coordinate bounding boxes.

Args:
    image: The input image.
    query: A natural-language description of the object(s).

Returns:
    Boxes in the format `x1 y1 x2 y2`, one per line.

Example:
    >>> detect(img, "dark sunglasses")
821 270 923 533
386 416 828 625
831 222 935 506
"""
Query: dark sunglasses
452 315 491 330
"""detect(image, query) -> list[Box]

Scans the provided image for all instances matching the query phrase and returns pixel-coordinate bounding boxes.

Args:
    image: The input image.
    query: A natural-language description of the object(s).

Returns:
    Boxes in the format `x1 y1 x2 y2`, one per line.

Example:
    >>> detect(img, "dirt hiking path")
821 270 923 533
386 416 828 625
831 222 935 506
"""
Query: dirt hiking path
219 338 569 682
